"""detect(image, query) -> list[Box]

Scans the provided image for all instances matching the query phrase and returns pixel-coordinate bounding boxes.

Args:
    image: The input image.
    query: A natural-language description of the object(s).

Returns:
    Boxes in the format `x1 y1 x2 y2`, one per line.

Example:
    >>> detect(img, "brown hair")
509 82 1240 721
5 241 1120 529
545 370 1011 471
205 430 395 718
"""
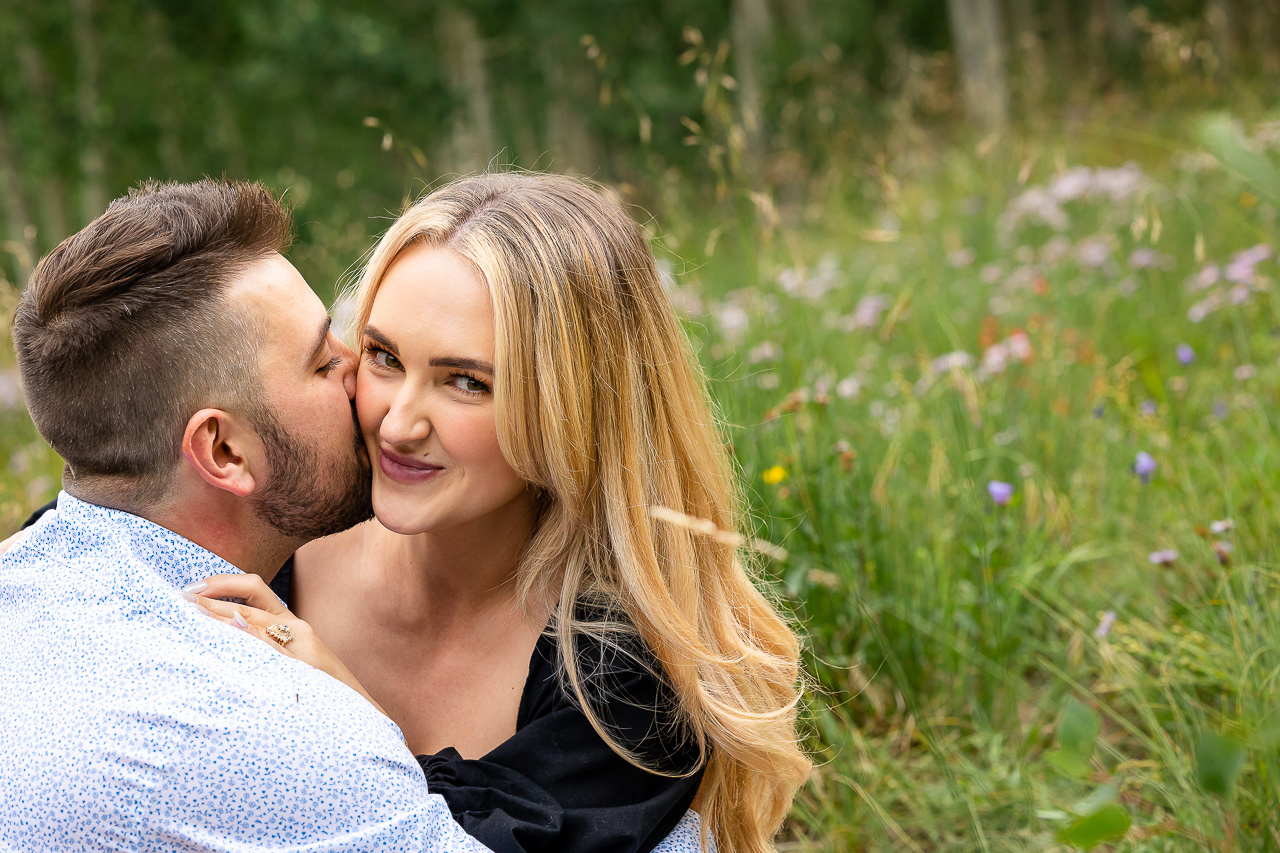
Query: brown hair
12 179 293 506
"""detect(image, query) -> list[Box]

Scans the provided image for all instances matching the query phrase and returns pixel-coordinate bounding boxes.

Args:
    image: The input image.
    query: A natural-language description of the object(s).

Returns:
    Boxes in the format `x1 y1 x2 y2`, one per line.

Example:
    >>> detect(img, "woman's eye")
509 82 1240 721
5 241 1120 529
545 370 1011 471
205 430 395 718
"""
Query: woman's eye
452 375 489 394
369 347 402 370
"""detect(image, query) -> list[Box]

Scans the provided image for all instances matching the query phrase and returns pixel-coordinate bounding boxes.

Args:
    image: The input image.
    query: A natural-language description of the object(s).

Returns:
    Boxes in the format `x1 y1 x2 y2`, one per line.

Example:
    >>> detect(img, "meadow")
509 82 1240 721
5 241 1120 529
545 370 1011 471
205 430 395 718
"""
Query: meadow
3 109 1280 850
654 110 1280 850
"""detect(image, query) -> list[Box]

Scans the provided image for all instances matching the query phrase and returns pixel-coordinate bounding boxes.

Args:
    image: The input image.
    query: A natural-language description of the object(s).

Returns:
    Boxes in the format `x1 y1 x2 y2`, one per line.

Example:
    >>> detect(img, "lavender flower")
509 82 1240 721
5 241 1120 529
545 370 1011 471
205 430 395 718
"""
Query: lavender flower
987 480 1014 506
1134 451 1157 484
1094 611 1117 639
1177 343 1194 366
1148 549 1179 565
1140 400 1157 417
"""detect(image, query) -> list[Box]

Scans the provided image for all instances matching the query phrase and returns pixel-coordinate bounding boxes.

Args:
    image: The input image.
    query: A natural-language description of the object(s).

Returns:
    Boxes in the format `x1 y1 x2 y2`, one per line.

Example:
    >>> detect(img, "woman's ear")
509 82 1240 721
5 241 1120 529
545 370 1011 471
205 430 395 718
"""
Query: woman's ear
182 409 258 497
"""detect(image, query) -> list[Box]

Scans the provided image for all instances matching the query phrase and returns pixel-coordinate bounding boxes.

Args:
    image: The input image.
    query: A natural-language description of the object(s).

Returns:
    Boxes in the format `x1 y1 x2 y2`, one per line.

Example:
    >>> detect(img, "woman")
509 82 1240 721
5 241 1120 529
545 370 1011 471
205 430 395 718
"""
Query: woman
191 172 810 853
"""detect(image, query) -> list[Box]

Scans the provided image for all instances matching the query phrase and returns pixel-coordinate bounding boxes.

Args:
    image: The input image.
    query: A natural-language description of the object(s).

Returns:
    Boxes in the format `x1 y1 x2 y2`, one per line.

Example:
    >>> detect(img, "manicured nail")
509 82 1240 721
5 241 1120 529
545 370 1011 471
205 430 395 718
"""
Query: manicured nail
181 590 198 602
193 603 212 617
232 612 250 631
183 582 208 595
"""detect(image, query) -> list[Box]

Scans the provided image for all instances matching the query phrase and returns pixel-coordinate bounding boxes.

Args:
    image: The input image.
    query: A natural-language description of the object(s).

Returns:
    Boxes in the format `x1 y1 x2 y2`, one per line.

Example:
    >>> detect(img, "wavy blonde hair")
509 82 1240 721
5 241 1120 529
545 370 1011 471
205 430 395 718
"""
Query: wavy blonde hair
352 172 809 853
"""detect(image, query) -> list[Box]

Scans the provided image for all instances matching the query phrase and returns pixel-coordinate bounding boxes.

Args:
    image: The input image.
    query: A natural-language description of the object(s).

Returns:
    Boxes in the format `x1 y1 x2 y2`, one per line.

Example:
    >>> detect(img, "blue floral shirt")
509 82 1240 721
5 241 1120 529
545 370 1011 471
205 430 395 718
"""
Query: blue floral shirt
0 493 494 853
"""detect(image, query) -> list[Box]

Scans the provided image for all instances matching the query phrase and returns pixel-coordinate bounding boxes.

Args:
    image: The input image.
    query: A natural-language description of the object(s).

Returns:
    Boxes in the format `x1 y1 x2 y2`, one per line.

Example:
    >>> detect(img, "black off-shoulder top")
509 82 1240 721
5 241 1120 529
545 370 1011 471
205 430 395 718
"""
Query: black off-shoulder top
270 559 704 853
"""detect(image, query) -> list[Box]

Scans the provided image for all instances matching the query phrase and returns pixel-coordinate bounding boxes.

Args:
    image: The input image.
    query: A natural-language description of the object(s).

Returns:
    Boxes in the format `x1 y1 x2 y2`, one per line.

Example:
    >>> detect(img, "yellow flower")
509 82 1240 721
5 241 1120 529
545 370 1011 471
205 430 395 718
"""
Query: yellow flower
762 465 787 485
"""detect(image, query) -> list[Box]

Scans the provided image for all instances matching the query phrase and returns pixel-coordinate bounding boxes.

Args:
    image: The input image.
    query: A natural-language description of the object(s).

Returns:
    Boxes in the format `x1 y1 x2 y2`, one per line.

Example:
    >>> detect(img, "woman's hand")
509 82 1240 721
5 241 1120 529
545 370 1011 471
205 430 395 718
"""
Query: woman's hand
185 575 388 718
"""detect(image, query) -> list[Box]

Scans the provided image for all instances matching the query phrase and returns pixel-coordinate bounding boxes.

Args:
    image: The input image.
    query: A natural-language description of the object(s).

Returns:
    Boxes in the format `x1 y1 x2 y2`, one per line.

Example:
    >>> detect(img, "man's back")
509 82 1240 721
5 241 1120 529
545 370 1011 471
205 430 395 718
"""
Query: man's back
0 494 488 853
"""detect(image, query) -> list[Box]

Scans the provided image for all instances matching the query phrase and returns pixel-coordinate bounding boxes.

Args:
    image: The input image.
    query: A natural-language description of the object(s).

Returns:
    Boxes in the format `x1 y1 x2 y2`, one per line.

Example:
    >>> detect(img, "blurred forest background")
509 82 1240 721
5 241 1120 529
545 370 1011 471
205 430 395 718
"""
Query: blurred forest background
7 1 1280 851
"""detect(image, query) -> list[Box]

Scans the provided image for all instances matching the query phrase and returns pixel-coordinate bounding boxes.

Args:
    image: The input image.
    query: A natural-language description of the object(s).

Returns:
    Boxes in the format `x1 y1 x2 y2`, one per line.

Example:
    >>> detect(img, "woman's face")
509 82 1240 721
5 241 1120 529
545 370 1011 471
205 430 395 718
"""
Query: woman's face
356 244 532 536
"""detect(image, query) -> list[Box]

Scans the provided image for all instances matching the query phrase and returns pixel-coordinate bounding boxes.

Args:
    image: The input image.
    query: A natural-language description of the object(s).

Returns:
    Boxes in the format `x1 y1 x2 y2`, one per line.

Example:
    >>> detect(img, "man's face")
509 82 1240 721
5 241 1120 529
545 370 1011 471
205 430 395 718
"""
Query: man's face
226 253 372 541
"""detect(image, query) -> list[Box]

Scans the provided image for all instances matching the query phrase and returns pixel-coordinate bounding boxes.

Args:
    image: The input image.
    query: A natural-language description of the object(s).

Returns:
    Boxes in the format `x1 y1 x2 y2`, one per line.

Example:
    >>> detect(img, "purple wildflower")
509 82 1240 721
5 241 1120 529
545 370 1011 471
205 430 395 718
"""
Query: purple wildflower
1134 451 1156 484
1140 400 1157 417
1148 549 1179 565
1177 343 1194 366
1094 611 1117 639
987 480 1014 506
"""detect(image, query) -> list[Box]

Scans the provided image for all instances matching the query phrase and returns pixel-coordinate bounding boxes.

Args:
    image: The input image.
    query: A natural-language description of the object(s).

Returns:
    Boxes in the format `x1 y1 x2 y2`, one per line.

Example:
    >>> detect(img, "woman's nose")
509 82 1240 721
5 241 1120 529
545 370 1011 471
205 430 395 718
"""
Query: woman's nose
380 390 432 446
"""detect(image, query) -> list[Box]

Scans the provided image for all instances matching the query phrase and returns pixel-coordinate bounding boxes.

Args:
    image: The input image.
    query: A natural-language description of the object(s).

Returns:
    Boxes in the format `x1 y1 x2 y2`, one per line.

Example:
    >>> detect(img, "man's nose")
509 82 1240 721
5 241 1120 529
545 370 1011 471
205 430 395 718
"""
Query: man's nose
336 340 358 400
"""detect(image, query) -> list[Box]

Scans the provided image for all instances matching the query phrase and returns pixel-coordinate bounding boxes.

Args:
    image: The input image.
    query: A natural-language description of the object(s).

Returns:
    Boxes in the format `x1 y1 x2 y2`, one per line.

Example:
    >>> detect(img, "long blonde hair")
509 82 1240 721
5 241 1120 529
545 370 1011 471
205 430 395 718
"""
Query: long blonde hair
353 172 809 853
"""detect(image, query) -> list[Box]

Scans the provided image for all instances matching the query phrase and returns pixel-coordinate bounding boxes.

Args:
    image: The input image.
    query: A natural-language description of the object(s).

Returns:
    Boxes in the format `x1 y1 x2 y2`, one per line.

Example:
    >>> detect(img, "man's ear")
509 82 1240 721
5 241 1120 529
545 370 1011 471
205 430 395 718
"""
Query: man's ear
182 408 259 497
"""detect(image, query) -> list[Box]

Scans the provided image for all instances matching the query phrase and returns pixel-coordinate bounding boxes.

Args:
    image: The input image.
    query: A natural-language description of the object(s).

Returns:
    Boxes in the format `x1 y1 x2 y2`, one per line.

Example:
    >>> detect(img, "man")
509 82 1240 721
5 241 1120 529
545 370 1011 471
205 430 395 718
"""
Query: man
0 180 494 851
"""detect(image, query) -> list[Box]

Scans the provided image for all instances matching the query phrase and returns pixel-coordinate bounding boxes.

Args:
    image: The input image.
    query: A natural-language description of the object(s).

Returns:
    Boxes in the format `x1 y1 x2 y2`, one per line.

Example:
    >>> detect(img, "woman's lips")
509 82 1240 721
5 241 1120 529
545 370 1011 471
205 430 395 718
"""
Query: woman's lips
378 448 444 484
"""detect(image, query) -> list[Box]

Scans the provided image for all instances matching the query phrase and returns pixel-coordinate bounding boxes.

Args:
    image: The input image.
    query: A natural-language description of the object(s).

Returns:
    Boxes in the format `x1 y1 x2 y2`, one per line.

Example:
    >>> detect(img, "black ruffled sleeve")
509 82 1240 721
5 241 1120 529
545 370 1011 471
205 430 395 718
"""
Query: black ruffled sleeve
418 628 705 853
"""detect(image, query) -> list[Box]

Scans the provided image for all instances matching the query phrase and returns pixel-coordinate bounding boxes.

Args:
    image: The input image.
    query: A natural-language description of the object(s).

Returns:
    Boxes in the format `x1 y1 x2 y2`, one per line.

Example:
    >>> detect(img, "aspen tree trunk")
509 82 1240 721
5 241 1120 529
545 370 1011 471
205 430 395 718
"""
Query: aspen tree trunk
946 0 1010 131
541 45 599 176
1002 0 1046 114
731 0 771 172
0 108 35 286
14 20 68 244
146 10 184 177
72 0 107 223
438 6 495 175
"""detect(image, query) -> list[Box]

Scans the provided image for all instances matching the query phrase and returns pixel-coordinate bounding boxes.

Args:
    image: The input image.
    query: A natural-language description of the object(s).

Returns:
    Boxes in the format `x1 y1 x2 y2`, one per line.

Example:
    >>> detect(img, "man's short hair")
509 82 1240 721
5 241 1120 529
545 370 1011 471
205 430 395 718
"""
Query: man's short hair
12 179 293 505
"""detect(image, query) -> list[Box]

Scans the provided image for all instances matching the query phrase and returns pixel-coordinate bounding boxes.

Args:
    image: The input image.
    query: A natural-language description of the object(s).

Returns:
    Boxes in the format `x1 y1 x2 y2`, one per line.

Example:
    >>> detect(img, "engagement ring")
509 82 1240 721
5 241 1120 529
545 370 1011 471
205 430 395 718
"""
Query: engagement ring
264 623 295 646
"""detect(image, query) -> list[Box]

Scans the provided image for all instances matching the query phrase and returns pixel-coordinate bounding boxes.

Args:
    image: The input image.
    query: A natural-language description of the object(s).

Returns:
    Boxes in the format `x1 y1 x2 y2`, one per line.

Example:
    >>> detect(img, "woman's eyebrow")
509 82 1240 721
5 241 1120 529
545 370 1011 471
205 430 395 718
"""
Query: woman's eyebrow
430 356 494 374
362 325 397 352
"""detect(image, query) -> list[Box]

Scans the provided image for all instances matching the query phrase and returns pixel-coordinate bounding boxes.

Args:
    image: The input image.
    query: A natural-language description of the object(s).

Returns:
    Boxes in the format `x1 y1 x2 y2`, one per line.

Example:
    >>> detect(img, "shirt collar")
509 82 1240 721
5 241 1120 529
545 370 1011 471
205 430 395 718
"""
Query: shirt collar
46 491 245 590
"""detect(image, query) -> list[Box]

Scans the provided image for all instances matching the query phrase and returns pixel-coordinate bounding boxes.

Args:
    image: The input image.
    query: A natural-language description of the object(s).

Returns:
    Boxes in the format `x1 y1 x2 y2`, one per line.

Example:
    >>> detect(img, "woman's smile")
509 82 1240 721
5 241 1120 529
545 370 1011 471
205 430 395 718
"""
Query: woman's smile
377 447 444 484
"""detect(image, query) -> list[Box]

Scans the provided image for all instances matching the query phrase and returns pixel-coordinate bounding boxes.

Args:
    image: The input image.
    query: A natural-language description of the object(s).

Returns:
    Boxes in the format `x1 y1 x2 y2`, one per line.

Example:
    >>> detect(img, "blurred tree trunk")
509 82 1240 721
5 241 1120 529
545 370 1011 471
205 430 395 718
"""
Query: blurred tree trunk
541 44 599 176
1046 0 1078 96
72 0 107 224
439 6 495 175
1086 0 1132 86
1206 0 1245 73
146 10 184 178
1252 0 1280 73
946 0 1009 130
1003 0 1046 115
13 19 68 246
773 0 820 52
0 108 35 286
731 0 772 172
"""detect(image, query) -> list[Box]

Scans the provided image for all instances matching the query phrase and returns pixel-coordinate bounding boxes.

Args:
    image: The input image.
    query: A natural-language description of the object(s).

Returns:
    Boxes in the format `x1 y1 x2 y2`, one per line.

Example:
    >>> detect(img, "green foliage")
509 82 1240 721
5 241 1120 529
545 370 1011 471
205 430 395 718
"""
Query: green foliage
1195 731 1246 798
1057 805 1132 850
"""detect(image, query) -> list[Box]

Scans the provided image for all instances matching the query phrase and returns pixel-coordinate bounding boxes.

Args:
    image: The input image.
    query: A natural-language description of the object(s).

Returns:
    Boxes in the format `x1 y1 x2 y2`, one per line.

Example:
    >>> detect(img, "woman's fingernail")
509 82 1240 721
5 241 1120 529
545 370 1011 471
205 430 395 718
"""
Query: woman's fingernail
194 603 212 617
181 590 198 602
183 582 208 595
232 612 250 631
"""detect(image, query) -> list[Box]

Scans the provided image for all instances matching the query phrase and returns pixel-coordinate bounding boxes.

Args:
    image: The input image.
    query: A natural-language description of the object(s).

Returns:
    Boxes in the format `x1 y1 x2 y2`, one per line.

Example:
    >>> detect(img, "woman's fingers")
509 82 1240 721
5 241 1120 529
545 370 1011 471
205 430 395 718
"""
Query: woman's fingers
187 572 289 615
193 596 304 657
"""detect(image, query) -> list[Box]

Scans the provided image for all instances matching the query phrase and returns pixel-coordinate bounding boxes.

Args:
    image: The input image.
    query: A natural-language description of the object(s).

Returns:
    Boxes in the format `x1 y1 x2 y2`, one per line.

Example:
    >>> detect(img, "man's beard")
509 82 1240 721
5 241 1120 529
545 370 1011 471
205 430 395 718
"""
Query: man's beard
247 402 373 542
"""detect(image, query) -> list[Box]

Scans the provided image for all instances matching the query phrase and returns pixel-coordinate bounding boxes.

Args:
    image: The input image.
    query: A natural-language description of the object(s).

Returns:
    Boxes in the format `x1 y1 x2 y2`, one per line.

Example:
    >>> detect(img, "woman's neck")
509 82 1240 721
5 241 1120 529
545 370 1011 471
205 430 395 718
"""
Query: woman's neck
358 503 539 633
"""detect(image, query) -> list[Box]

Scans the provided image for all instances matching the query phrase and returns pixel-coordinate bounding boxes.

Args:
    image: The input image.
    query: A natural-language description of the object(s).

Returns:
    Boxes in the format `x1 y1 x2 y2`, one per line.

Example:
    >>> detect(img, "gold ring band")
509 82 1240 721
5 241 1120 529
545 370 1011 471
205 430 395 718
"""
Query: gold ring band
264 623 296 646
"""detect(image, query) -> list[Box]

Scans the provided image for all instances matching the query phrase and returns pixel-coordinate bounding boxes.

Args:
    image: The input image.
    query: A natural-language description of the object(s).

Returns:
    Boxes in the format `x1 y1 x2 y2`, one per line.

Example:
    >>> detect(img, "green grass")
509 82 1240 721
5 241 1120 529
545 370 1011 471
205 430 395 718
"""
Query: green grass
4 107 1280 850
658 109 1280 850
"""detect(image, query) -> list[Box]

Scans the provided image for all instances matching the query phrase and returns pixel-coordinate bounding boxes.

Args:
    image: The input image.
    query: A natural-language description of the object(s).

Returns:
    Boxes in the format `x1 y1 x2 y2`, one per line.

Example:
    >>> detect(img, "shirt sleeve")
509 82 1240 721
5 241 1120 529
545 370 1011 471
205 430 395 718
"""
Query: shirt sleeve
418 631 705 853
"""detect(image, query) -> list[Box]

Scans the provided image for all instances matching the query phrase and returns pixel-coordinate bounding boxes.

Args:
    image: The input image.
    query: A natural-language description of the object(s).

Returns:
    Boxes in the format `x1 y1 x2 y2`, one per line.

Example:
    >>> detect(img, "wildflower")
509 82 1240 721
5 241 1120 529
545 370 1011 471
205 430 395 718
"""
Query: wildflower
748 341 779 363
836 375 862 399
1148 549 1179 565
987 480 1014 506
1094 610 1117 639
948 248 976 268
1093 403 1105 418
1129 248 1157 269
762 465 787 485
1234 364 1256 381
1140 400 1157 417
1177 343 1195 366
1169 376 1189 392
1209 518 1234 533
1134 451 1157 484
1213 400 1229 418
1212 540 1233 565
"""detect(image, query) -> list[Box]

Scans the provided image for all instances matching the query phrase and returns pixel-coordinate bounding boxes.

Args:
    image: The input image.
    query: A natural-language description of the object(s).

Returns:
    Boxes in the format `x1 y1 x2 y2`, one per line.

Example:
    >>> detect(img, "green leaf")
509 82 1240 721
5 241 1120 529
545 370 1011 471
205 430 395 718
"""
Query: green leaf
1057 697 1100 757
1195 731 1246 797
1071 784 1118 817
1057 805 1132 850
1045 748 1092 779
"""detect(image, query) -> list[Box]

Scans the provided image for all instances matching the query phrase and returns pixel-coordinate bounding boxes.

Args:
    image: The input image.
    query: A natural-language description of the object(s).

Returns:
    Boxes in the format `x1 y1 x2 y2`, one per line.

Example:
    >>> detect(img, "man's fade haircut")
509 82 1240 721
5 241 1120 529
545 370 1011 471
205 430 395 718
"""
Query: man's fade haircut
12 179 293 506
